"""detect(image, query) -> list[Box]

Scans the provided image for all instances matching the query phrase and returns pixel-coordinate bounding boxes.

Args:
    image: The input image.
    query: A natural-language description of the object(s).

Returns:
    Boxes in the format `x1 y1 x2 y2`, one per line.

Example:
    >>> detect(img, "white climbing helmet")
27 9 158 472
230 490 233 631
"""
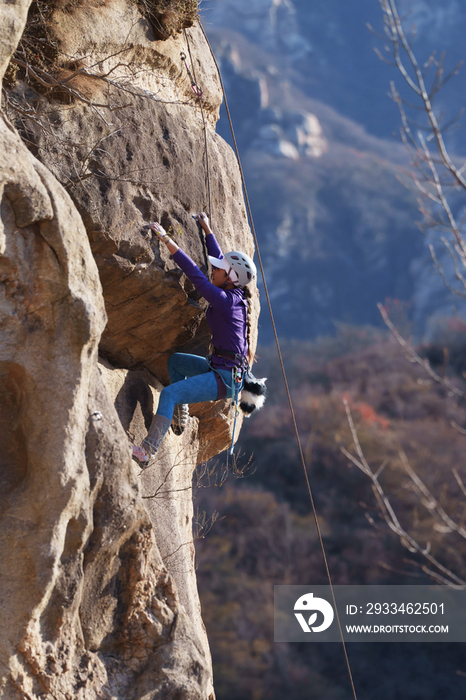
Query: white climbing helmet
209 251 257 287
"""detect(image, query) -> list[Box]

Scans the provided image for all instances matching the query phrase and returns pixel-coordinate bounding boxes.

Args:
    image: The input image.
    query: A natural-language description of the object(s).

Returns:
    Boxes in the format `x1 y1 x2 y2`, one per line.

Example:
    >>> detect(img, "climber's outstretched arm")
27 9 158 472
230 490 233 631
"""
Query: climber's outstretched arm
146 220 234 309
147 213 222 258
195 212 224 259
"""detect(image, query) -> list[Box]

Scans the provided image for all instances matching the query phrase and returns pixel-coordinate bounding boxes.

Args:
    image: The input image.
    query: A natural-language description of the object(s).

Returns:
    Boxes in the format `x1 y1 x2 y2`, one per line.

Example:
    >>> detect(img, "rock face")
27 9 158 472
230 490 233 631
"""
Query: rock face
1 1 259 697
8 0 258 404
0 107 213 700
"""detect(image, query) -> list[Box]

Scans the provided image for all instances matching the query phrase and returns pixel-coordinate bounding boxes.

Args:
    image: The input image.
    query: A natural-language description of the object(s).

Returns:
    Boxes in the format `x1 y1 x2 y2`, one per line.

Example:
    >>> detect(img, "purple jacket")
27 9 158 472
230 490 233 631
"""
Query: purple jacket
172 233 248 369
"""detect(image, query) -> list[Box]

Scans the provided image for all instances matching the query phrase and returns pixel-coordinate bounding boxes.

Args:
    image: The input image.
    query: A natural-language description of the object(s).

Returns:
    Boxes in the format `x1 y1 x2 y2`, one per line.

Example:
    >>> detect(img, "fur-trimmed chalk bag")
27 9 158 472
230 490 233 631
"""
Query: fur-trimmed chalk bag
239 371 267 416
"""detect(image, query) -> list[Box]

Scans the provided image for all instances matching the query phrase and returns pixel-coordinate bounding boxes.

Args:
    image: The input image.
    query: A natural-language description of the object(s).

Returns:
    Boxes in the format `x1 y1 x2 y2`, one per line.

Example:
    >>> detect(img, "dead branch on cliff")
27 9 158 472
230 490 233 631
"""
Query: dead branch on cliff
194 451 256 489
162 508 222 566
142 449 255 501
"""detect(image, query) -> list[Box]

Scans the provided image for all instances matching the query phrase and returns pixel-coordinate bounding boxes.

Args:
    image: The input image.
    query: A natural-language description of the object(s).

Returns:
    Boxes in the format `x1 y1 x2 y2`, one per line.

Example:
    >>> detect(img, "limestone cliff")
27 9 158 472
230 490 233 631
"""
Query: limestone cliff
0 1 259 698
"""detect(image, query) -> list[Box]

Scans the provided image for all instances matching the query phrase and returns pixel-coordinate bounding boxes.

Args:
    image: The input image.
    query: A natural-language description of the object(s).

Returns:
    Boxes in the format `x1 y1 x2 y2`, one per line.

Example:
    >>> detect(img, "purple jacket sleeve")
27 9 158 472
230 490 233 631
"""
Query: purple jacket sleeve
172 248 235 310
205 232 224 260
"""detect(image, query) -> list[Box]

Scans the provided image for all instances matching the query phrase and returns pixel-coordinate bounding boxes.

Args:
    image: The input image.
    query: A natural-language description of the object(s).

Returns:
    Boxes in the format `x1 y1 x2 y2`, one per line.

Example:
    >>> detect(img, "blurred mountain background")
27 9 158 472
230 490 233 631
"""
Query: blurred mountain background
201 0 466 340
193 1 466 698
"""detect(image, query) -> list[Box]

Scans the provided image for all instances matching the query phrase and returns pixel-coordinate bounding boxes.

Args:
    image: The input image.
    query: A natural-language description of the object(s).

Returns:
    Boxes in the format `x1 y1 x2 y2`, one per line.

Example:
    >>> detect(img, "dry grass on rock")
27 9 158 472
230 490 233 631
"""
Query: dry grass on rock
136 0 198 39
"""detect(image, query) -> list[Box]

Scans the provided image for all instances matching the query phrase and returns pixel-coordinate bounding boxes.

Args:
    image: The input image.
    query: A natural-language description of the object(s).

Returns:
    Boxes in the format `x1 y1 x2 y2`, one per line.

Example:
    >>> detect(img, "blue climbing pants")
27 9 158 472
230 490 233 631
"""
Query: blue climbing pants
156 352 236 421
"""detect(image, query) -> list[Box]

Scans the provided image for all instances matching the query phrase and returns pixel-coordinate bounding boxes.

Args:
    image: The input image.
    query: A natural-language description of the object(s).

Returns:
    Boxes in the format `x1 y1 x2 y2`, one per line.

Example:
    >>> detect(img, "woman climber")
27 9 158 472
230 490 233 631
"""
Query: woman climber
131 212 258 468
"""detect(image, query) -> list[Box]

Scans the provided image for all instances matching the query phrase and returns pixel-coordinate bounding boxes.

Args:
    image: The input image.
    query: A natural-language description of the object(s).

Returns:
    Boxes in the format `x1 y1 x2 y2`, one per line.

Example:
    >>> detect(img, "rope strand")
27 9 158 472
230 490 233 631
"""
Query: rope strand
196 20 359 700
183 28 212 218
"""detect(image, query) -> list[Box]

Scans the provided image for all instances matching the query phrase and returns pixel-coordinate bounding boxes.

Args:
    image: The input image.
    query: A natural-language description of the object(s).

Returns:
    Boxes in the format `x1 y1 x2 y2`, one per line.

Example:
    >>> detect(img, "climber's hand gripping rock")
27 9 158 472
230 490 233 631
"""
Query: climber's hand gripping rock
194 212 212 235
147 221 179 255
147 222 169 240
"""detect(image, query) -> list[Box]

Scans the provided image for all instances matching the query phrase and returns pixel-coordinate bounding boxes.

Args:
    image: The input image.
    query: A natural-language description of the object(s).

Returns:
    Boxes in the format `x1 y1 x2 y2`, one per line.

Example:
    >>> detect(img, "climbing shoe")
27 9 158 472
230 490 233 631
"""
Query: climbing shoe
171 404 189 436
131 444 154 469
131 414 171 468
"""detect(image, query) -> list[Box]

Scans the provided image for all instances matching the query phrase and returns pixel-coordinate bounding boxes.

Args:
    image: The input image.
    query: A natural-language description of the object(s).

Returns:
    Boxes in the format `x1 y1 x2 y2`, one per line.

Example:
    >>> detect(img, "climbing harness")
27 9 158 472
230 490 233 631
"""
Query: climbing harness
212 346 248 367
194 22 360 700
206 347 248 454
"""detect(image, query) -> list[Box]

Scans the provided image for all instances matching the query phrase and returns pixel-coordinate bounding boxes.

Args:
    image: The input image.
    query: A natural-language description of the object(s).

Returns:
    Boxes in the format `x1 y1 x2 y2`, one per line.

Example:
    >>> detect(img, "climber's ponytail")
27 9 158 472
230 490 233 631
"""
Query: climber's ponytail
242 285 254 366
238 286 267 417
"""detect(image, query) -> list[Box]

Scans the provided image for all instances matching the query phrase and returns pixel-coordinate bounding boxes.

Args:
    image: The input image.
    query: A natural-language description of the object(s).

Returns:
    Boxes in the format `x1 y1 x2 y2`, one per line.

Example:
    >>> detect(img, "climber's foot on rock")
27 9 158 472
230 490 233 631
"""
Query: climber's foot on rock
131 444 153 469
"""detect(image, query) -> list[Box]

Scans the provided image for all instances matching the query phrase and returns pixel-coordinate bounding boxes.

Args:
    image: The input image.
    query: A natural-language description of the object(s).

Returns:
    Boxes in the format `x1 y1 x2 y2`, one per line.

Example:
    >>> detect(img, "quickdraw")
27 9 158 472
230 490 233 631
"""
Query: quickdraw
180 51 203 98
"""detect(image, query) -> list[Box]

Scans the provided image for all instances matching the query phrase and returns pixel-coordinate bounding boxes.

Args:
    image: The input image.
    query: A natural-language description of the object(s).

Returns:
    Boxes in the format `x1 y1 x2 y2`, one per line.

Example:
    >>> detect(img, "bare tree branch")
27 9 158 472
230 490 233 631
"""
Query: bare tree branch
375 0 466 300
378 302 466 398
399 449 466 538
429 242 466 298
342 399 466 587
